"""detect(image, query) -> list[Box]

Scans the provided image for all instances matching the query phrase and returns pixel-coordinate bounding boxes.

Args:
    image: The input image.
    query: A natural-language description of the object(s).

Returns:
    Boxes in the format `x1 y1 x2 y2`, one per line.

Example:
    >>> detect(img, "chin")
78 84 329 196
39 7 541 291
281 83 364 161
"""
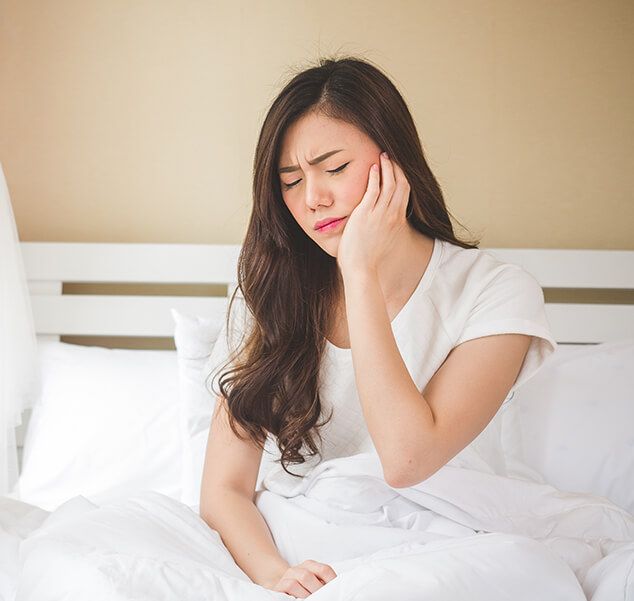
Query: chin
322 241 340 258
311 238 338 258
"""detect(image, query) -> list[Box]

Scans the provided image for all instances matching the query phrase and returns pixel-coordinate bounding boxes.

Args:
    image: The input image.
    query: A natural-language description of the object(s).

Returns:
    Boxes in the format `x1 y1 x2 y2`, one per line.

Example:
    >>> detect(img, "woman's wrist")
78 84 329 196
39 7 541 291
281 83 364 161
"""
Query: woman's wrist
340 261 379 288
250 555 290 589
341 268 383 312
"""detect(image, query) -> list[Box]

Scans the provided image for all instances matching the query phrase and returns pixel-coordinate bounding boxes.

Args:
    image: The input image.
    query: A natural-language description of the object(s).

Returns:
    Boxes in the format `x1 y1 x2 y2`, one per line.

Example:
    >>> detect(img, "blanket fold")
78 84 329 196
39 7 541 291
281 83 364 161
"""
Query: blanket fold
15 453 634 601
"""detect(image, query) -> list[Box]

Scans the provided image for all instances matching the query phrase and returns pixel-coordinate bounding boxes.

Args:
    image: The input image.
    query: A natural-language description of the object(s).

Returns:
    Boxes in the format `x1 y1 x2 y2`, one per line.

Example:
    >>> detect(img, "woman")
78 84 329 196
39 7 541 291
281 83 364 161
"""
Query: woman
200 57 572 598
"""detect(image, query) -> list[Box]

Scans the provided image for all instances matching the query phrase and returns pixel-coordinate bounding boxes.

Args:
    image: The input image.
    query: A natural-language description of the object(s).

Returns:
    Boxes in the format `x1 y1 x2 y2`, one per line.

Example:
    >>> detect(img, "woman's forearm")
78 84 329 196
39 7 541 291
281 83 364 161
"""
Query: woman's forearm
342 269 436 483
342 268 530 489
201 489 289 589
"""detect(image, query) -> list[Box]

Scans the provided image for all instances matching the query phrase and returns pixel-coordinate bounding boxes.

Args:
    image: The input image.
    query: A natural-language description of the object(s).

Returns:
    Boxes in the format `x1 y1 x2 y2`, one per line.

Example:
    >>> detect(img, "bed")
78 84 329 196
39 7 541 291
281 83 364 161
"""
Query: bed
2 242 633 601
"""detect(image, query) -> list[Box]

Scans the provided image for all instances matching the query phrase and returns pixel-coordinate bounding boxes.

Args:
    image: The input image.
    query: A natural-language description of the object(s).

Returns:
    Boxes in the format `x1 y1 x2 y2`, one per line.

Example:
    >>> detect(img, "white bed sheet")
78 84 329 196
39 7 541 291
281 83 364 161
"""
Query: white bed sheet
11 453 634 601
0 497 48 601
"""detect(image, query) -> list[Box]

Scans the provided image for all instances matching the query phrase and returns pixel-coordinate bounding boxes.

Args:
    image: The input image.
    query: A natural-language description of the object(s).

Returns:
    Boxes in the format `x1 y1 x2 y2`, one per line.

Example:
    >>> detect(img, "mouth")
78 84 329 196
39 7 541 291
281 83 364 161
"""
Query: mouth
314 217 347 232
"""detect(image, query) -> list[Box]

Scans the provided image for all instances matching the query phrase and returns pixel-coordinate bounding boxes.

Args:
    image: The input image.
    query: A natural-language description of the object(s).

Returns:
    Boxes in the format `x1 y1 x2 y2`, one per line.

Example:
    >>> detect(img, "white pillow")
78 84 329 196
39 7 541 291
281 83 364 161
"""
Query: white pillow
17 342 182 511
172 308 327 508
514 340 634 514
172 310 223 507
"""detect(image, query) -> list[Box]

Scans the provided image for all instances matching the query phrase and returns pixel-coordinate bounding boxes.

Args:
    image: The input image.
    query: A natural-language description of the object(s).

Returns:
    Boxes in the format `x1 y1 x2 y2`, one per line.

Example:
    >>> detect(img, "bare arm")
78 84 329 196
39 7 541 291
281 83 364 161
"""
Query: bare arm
200 398 336 597
343 268 530 487
338 154 532 487
200 399 284 586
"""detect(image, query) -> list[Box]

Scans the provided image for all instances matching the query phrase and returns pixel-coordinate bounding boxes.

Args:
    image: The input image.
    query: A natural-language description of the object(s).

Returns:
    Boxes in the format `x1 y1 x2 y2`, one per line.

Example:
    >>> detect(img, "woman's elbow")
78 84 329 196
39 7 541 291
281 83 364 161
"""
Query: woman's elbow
381 456 441 489
199 484 227 528
199 495 217 527
384 467 421 489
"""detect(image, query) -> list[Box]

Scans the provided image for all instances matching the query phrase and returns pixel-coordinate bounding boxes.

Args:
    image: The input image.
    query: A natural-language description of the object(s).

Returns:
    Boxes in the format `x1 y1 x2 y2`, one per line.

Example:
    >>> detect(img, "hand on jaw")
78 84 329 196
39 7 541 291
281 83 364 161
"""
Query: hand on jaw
336 152 411 280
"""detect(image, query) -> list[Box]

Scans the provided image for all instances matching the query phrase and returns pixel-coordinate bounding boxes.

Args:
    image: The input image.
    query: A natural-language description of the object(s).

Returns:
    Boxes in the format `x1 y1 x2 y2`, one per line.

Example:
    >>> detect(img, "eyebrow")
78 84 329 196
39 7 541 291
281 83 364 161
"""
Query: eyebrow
279 149 343 174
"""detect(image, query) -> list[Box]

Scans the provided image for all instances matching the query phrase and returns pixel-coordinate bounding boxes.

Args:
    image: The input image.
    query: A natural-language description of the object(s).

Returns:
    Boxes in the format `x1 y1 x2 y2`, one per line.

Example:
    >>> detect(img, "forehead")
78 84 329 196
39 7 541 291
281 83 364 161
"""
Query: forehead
279 112 373 162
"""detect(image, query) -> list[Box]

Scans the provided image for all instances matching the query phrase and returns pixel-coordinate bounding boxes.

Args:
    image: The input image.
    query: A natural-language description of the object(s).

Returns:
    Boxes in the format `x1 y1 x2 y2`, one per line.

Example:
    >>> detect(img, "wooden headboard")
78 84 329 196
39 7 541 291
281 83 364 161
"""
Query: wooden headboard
20 242 634 344
21 243 241 341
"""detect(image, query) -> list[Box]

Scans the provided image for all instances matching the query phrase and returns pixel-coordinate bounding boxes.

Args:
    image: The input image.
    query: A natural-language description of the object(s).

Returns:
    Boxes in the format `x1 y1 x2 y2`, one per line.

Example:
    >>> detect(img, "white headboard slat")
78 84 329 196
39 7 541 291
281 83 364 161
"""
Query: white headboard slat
20 243 634 344
487 248 634 289
545 304 634 344
31 295 229 338
21 242 242 284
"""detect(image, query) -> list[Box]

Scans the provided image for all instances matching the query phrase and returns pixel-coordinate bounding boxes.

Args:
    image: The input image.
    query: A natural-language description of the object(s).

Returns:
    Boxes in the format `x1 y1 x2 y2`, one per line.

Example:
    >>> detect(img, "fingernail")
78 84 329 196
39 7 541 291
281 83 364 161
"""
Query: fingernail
372 163 379 171
381 152 389 159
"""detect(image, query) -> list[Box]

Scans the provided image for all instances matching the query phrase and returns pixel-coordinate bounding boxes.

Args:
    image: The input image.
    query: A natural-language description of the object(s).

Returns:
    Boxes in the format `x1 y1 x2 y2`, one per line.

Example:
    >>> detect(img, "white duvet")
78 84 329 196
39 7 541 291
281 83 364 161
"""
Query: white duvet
8 453 634 601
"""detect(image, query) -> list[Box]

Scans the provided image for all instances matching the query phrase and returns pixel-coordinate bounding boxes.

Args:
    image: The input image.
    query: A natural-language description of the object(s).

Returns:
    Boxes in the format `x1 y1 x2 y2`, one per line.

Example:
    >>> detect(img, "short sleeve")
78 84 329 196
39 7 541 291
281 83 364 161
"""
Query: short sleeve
204 293 251 397
455 263 556 389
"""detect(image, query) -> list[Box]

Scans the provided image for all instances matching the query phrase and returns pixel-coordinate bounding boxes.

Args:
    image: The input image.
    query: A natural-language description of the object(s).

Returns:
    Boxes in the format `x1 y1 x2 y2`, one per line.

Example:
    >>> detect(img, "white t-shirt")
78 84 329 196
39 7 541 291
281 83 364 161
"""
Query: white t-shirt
209 239 556 495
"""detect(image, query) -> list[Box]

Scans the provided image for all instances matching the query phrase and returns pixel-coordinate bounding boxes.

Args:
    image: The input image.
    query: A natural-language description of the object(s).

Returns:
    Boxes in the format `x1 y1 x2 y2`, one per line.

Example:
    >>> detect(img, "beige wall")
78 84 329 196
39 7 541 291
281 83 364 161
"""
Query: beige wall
1 0 632 249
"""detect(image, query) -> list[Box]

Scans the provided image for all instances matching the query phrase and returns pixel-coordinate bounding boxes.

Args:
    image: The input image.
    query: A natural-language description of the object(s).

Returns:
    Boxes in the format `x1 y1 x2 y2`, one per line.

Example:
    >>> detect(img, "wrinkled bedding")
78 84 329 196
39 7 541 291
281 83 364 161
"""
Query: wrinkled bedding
0 497 48 601
6 453 634 601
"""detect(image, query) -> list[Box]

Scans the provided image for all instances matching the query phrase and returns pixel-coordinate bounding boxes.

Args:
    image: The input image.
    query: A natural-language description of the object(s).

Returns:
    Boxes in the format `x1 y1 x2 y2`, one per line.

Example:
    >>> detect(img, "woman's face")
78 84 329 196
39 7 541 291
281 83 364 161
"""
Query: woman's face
278 111 382 257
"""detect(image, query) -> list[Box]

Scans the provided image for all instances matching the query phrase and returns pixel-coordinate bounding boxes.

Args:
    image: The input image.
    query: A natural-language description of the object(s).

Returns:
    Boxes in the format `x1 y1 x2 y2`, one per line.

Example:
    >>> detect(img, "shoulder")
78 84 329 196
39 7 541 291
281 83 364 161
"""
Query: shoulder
427 240 555 388
428 240 551 342
435 240 536 286
430 240 543 309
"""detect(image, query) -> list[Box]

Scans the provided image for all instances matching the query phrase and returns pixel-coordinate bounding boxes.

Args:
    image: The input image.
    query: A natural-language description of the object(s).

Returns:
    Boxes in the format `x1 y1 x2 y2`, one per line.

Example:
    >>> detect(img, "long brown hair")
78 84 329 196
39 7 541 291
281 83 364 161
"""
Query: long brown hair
218 57 475 472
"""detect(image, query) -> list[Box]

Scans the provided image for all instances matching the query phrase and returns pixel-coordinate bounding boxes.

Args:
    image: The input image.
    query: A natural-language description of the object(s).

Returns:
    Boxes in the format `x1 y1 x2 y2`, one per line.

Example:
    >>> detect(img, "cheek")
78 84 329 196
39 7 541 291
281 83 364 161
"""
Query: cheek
341 169 371 207
283 195 308 229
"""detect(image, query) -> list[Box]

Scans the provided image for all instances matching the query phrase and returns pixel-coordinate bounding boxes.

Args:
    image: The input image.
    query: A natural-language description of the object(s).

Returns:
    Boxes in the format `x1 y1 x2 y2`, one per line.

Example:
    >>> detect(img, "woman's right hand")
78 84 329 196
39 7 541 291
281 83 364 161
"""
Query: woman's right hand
272 560 337 598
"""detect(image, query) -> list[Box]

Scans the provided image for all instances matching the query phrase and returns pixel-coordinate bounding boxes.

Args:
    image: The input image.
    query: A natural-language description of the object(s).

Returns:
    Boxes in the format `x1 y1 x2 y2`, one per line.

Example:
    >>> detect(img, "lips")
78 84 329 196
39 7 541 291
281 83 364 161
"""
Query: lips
314 217 347 232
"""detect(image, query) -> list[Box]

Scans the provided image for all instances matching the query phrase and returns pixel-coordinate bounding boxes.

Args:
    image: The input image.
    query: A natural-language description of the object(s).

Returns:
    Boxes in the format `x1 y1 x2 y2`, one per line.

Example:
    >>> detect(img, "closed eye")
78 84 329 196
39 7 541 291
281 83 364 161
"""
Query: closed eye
328 162 349 174
282 178 301 191
281 161 348 190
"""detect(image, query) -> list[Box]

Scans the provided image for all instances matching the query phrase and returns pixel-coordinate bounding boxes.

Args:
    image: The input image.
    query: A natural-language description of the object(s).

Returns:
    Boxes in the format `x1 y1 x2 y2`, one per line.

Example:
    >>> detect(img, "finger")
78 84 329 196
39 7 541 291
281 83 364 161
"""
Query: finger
359 163 380 210
308 561 337 584
393 160 410 192
300 567 329 593
388 163 411 219
379 152 396 206
278 578 310 599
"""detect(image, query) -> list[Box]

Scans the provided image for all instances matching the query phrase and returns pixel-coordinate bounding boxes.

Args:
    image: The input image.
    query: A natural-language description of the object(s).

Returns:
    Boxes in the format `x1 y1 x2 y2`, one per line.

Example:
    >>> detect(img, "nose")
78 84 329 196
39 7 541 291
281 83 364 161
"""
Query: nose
305 176 333 211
